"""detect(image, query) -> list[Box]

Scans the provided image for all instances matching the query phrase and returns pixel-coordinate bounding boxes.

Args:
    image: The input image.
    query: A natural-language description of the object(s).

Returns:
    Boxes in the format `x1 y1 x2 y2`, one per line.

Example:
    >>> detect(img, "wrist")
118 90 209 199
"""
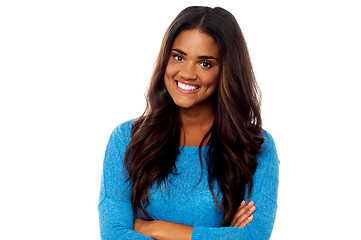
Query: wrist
150 220 193 240
134 218 158 238
149 220 161 239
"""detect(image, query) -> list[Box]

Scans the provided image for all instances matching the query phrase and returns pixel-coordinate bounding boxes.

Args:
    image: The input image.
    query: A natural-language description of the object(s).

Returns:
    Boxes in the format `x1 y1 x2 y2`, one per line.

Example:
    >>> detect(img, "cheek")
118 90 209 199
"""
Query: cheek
164 61 177 79
202 71 219 89
164 64 175 92
209 82 218 96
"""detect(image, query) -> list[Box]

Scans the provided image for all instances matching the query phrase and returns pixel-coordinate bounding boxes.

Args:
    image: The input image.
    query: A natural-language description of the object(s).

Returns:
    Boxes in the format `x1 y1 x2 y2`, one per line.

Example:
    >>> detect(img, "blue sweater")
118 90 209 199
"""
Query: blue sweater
98 120 279 239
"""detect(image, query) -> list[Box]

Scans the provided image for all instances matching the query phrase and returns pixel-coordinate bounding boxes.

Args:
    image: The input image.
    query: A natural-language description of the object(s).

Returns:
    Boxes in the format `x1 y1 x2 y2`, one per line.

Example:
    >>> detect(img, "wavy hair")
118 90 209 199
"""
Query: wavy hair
124 6 264 226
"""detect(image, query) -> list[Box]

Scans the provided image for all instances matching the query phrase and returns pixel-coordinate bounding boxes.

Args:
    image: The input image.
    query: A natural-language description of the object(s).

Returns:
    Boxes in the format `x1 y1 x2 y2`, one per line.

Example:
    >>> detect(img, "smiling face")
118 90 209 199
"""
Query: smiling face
164 29 220 111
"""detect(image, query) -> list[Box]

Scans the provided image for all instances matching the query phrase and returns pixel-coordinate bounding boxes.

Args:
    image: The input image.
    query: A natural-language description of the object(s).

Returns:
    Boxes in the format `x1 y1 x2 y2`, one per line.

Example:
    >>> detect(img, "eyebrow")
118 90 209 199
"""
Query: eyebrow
172 48 218 60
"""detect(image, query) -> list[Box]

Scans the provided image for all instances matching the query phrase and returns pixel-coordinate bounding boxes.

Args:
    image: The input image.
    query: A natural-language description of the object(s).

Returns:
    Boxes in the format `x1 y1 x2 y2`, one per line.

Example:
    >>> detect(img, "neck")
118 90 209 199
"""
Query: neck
178 101 215 146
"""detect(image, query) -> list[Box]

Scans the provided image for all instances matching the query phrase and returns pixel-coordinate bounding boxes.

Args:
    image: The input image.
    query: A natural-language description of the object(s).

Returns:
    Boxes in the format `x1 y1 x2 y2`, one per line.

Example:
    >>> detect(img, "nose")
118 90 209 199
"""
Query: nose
178 62 197 81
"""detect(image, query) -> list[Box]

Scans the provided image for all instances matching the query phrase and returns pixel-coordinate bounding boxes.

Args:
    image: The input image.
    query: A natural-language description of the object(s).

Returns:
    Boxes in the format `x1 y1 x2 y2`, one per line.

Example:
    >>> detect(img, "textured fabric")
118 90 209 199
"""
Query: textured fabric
98 119 279 239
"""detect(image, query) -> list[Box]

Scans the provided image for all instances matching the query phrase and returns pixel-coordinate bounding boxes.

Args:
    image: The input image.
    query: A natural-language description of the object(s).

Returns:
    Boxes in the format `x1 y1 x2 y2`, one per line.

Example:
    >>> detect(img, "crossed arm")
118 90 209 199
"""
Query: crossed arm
99 123 279 240
134 200 257 240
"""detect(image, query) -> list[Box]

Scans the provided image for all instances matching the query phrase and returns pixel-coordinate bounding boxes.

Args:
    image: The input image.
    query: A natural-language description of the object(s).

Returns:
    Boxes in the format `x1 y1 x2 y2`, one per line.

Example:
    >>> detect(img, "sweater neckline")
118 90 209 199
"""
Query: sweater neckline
179 145 210 148
178 145 210 154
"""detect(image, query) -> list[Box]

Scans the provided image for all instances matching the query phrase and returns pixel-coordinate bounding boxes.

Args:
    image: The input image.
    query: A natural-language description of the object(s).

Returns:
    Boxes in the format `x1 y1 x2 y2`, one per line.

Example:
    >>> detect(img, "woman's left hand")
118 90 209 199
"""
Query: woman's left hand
230 200 256 227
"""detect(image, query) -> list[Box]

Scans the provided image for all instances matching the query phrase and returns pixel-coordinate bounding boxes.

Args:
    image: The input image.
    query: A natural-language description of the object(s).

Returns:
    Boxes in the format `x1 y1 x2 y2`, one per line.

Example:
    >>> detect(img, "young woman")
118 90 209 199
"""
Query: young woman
99 6 279 240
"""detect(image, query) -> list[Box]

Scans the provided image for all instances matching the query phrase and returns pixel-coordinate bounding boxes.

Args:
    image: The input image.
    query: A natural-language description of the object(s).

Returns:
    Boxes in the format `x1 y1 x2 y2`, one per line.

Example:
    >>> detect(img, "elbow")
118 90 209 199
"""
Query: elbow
246 224 274 240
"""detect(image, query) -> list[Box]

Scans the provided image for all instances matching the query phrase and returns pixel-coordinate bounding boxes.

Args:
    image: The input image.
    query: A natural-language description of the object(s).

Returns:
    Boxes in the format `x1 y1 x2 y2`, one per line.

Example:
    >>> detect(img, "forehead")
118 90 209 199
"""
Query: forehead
172 29 219 58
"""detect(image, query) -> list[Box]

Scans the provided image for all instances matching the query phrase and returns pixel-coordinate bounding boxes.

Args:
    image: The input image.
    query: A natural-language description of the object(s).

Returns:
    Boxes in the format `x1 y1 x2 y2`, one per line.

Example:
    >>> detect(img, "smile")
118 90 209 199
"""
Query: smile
176 81 200 91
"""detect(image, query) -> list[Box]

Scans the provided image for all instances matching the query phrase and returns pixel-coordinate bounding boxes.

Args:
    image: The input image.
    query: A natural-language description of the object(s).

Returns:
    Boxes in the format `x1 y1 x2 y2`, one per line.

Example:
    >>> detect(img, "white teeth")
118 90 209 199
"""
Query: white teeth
177 81 199 91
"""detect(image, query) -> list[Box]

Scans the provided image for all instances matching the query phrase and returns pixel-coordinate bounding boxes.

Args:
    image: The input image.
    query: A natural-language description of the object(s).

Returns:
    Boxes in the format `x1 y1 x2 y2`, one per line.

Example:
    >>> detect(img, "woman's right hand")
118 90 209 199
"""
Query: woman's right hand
230 200 256 228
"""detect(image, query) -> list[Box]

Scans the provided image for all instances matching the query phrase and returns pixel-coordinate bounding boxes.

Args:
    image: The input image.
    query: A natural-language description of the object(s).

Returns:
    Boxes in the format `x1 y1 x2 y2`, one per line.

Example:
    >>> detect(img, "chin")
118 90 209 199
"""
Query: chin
173 101 194 109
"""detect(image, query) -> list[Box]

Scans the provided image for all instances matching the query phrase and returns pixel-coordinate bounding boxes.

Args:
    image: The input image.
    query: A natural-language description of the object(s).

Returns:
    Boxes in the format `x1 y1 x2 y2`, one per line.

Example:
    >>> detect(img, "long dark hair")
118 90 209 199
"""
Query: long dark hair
124 6 264 226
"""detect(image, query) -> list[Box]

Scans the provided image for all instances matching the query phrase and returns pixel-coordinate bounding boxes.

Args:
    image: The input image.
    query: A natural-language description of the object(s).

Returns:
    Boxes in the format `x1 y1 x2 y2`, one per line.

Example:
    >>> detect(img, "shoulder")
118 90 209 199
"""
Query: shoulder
111 119 135 139
248 129 280 202
107 119 136 152
256 129 279 176
259 130 278 160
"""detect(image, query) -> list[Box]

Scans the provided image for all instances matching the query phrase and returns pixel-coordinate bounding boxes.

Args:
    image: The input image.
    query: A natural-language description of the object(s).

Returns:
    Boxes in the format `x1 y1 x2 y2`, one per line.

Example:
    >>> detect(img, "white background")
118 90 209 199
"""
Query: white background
1 0 360 239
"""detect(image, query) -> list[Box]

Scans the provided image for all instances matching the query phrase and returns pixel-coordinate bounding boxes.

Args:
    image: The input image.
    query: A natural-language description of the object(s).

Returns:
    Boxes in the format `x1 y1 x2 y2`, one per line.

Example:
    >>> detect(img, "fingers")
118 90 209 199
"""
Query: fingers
239 200 246 209
230 200 246 226
230 201 256 228
238 213 254 228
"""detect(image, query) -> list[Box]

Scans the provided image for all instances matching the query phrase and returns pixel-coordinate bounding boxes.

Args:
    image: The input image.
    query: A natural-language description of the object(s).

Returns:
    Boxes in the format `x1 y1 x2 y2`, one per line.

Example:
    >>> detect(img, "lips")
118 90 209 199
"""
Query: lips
175 81 200 91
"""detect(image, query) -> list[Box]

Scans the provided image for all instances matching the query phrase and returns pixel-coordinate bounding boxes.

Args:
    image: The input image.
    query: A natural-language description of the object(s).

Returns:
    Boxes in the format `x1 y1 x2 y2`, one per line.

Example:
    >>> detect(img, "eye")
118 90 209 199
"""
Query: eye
200 61 212 68
173 54 184 62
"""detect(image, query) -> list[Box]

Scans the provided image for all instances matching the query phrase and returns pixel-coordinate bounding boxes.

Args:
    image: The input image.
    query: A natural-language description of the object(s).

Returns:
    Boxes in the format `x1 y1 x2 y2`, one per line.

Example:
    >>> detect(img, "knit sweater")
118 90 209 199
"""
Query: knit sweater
98 119 279 239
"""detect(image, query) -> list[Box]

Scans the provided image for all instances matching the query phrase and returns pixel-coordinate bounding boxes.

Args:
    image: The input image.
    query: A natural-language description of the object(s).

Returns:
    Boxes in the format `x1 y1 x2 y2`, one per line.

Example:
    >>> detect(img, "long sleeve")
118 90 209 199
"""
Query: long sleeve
191 131 279 240
98 121 153 240
98 122 279 240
